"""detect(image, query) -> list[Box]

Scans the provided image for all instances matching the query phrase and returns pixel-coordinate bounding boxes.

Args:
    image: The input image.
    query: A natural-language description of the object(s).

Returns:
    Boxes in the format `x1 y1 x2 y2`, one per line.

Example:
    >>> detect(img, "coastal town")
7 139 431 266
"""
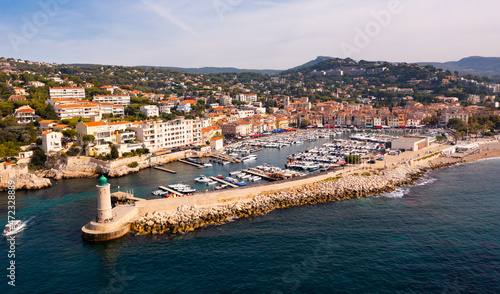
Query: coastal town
0 57 499 191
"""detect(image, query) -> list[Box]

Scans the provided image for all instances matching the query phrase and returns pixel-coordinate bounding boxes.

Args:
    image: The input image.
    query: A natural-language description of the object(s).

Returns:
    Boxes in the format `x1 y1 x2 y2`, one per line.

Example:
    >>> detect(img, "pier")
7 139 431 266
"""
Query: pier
209 176 239 188
242 168 278 181
178 159 204 168
153 166 177 173
210 153 241 163
158 186 185 196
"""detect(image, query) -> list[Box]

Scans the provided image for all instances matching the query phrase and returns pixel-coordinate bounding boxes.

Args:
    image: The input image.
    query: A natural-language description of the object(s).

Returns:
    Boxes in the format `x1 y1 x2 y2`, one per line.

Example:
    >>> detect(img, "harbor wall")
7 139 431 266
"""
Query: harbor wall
131 166 427 235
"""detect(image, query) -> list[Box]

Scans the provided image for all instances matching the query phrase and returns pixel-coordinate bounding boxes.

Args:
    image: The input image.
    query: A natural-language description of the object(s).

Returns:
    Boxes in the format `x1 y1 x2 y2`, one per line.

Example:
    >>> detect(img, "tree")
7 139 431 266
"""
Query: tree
43 104 59 120
447 118 466 130
300 119 311 128
345 155 361 164
82 134 95 143
0 141 21 157
110 145 119 159
62 129 77 139
29 148 47 170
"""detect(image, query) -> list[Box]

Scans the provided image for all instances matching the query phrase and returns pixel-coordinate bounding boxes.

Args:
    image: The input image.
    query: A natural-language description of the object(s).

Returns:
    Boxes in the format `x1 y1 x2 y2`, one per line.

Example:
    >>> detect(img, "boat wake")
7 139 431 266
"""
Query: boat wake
23 216 36 226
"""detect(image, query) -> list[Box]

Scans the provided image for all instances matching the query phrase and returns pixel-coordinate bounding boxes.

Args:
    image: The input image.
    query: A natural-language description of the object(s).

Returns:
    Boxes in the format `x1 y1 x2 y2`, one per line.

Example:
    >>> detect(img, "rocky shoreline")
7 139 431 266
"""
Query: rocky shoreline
131 165 427 235
40 160 149 180
0 172 52 191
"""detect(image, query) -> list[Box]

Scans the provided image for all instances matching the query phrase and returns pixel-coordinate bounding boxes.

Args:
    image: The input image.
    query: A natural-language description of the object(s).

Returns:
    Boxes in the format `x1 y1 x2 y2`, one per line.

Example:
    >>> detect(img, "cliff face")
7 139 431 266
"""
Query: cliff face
0 171 52 191
42 160 150 180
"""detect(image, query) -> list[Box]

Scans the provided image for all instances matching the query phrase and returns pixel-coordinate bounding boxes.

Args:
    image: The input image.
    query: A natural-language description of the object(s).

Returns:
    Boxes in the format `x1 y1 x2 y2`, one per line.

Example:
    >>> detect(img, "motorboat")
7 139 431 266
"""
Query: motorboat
194 175 211 183
241 155 257 162
203 162 213 167
3 220 26 237
207 181 218 186
215 184 228 190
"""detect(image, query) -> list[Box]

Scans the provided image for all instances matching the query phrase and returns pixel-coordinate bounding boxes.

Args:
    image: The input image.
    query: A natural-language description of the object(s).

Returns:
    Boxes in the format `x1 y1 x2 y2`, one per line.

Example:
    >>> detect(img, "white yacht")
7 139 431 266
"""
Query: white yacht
3 220 26 237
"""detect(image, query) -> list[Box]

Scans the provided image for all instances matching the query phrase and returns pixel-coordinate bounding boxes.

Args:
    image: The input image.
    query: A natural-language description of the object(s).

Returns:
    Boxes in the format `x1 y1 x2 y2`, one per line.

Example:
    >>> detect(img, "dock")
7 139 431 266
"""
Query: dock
210 154 241 163
243 168 278 181
158 186 185 196
209 176 239 188
153 166 177 173
178 159 204 168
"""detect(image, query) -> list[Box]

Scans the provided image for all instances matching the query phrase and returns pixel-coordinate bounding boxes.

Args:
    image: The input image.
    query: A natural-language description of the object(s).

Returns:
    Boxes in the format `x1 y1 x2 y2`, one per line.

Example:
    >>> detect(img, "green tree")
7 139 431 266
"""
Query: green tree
82 134 95 143
43 104 59 120
344 155 361 164
110 145 119 159
62 129 78 139
0 141 21 157
29 148 47 170
300 119 311 128
447 118 466 130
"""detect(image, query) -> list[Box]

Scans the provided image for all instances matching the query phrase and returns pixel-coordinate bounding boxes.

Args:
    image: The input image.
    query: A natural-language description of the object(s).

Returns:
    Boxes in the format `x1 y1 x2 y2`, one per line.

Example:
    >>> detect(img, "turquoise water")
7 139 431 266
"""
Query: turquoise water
1 153 499 293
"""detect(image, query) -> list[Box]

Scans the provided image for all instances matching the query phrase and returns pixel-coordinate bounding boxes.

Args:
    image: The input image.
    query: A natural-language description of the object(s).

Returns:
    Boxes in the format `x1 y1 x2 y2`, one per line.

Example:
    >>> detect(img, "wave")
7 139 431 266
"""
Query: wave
475 156 500 163
414 176 437 186
381 187 410 198
380 175 437 199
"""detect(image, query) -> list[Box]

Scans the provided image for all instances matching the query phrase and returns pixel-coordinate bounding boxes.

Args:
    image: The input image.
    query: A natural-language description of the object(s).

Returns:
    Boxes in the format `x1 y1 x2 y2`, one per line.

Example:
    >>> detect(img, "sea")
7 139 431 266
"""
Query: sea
0 136 499 293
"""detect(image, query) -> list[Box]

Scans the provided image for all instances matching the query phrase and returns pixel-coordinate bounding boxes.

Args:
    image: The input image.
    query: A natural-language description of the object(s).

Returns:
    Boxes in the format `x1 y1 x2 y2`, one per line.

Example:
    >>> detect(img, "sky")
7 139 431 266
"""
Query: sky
0 0 499 69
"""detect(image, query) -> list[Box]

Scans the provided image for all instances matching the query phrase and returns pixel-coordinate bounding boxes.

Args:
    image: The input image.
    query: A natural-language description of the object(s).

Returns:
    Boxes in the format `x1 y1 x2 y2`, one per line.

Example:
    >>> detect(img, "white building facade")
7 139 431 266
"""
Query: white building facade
49 87 86 99
130 118 202 151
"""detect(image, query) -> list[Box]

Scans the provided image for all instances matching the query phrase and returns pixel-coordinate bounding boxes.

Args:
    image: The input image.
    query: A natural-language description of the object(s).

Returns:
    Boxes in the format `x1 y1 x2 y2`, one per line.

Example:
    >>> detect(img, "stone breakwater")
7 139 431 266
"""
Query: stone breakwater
131 166 426 235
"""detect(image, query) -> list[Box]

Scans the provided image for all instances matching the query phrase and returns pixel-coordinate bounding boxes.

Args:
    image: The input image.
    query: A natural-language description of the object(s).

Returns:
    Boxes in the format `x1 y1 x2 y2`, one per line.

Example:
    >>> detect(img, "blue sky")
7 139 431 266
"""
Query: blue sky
1 0 499 69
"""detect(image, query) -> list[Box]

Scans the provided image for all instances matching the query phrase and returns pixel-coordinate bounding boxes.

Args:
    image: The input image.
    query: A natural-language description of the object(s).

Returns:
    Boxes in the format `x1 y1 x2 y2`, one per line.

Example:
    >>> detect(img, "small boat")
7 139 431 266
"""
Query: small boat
234 182 247 186
222 161 231 165
241 155 257 162
203 163 213 167
229 171 241 176
152 189 164 195
215 184 228 190
207 181 218 185
216 175 224 179
3 220 26 237
195 176 211 183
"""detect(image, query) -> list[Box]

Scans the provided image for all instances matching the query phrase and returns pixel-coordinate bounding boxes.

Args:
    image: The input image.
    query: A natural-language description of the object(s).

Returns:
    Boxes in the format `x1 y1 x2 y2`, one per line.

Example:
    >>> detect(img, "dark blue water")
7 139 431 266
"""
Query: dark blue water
1 155 499 293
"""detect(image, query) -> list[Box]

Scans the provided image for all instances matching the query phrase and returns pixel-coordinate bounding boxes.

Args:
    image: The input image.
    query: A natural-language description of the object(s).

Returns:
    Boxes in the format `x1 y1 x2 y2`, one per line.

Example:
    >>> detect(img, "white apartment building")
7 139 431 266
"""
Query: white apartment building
236 93 258 103
176 103 191 113
42 131 62 153
93 95 131 106
76 121 134 145
237 109 255 118
140 105 159 117
29 81 45 87
158 101 174 114
130 118 202 151
49 87 86 99
99 103 125 117
54 104 100 120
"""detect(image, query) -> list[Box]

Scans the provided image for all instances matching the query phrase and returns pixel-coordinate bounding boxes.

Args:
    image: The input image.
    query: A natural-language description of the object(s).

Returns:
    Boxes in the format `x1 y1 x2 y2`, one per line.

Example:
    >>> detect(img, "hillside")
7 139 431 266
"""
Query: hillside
140 66 281 75
418 56 500 79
